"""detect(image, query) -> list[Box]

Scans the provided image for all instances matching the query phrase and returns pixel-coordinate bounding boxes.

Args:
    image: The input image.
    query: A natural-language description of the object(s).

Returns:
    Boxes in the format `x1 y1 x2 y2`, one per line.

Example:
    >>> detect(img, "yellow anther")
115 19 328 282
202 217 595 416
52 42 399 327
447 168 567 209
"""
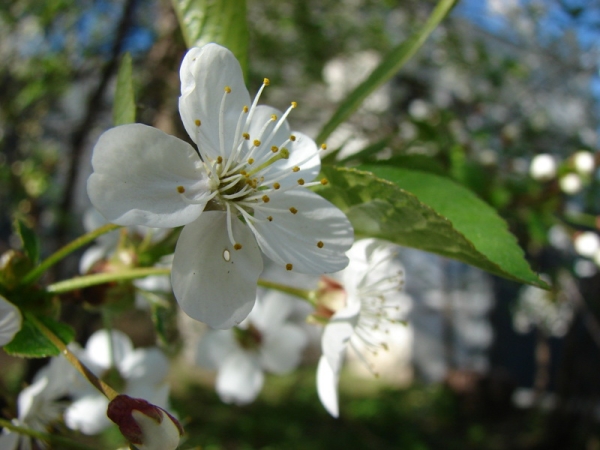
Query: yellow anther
263 78 270 86
289 207 298 214
271 114 277 121
286 263 293 271
271 146 279 153
317 241 324 248
291 101 297 108
243 106 249 113
297 178 305 185
194 119 201 126
292 166 300 172
273 182 281 190
243 133 250 140
267 216 273 222
320 178 328 185
248 158 255 164
253 139 261 147
290 135 296 141
177 186 185 194
216 156 223 164
320 143 327 150
240 170 247 176
224 86 231 93
262 195 270 203
234 243 243 250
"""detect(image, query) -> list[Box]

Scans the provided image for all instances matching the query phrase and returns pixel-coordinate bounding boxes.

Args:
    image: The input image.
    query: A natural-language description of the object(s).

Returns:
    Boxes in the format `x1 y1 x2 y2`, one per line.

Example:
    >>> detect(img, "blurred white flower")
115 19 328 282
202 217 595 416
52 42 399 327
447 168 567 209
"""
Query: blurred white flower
573 150 595 175
316 239 409 417
529 154 556 181
574 231 600 258
559 173 583 194
196 291 308 405
0 295 21 346
64 329 171 435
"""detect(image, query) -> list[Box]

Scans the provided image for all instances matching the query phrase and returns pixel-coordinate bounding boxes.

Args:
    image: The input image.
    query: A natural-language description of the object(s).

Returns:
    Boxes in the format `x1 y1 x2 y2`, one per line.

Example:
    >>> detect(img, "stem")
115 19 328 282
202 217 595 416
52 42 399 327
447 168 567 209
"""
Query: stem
0 419 96 450
46 267 171 294
21 223 122 286
257 278 316 305
27 313 119 401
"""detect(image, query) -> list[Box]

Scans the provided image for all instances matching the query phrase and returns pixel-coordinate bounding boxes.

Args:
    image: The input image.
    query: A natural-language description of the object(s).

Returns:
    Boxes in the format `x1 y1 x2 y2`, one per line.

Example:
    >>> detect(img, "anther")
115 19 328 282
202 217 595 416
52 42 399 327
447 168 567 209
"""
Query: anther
292 166 300 172
243 106 249 113
216 156 223 164
273 182 281 190
243 133 250 140
195 119 201 126
297 179 305 185
271 146 279 153
253 139 261 147
320 178 328 185
224 86 232 93
291 101 297 108
263 78 270 86
317 241 324 248
290 135 296 141
289 207 298 214
286 263 293 271
234 243 243 250
177 186 186 194
320 143 327 150
248 158 255 164
262 195 270 203
267 216 273 221
271 114 277 121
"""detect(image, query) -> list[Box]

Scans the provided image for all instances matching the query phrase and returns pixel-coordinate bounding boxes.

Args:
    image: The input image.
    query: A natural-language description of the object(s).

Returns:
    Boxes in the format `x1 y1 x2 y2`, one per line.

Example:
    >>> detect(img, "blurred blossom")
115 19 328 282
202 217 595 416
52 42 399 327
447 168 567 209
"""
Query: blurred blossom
65 330 171 435
196 292 308 405
548 225 572 252
573 231 600 258
559 173 583 194
0 295 21 347
408 99 431 121
514 281 573 337
529 154 556 181
574 259 597 278
316 239 410 417
573 150 595 175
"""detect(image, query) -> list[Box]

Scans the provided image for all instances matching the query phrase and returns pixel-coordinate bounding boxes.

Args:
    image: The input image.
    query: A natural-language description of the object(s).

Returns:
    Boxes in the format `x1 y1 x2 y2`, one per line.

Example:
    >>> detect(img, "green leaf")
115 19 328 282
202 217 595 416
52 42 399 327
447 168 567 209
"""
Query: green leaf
171 0 249 78
14 218 40 264
316 166 546 288
112 53 135 126
316 0 458 144
4 315 74 358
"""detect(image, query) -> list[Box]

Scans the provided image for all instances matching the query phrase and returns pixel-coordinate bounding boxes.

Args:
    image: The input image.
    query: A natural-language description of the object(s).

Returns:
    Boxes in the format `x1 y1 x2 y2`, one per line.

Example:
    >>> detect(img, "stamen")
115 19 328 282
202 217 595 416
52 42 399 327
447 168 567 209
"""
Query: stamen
273 182 280 189
177 186 185 194
195 119 201 126
286 264 293 271
219 87 231 157
262 195 270 203
225 204 236 246
317 241 324 248
234 243 243 250
321 143 327 150
297 179 305 185
245 148 290 177
289 207 298 214
292 166 300 172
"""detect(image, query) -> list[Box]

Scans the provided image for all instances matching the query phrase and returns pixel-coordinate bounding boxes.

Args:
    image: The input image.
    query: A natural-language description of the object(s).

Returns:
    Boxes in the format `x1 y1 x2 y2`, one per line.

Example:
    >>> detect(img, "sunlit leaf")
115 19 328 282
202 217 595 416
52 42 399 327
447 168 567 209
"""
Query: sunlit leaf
113 53 135 126
316 166 546 288
316 0 458 144
4 315 75 358
171 0 249 77
13 217 40 264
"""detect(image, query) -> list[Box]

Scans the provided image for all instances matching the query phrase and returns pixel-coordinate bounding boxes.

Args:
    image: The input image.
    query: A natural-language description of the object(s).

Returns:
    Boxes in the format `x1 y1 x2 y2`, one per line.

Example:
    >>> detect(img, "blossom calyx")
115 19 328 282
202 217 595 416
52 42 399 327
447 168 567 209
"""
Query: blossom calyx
107 395 183 450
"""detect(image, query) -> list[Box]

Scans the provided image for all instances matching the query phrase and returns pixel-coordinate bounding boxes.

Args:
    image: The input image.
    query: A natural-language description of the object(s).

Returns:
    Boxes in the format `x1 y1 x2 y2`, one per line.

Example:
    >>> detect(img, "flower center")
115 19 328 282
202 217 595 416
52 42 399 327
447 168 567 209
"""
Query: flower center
233 323 263 350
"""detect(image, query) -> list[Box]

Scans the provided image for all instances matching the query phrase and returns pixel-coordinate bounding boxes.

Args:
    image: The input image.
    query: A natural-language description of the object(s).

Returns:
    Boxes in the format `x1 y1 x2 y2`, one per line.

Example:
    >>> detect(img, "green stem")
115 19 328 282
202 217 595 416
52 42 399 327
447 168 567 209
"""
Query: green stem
46 267 171 294
27 313 119 401
0 418 96 450
20 223 122 286
257 278 316 306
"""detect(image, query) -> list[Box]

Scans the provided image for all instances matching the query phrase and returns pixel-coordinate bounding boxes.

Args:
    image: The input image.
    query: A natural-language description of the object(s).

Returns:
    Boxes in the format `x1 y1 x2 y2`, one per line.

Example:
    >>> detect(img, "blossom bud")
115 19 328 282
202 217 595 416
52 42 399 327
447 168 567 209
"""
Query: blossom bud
107 395 183 450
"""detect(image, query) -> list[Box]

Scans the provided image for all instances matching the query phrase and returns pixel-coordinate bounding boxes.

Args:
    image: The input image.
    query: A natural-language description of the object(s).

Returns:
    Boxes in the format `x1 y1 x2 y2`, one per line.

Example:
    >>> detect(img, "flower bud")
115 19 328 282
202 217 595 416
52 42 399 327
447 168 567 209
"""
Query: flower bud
107 395 183 450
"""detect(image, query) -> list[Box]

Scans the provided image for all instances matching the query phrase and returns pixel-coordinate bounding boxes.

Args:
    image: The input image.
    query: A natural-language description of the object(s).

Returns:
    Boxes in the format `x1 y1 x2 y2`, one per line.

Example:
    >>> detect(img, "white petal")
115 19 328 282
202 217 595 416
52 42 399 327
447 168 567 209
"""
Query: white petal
64 395 111 435
0 296 21 346
195 329 238 369
0 431 20 450
85 329 133 369
88 124 209 228
249 290 295 330
260 323 308 374
179 44 251 158
317 356 339 418
253 189 353 273
171 211 263 329
120 347 170 385
321 306 359 373
215 351 264 405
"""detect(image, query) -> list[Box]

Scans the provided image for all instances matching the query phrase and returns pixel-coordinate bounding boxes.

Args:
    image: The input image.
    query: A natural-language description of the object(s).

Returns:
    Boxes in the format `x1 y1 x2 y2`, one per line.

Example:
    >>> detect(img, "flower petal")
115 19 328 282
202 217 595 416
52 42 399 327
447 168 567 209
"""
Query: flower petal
85 329 133 370
88 124 209 228
215 351 264 405
317 356 339 418
64 395 111 435
179 44 251 159
195 329 238 370
253 189 353 273
249 290 295 330
321 305 360 373
260 323 308 374
0 296 21 347
120 348 170 385
171 211 263 329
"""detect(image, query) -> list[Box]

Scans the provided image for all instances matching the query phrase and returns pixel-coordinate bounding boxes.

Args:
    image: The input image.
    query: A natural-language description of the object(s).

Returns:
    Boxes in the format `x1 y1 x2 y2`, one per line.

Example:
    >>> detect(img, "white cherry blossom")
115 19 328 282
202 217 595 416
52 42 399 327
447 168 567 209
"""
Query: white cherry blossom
315 239 409 417
196 291 308 405
0 295 21 347
87 43 353 329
